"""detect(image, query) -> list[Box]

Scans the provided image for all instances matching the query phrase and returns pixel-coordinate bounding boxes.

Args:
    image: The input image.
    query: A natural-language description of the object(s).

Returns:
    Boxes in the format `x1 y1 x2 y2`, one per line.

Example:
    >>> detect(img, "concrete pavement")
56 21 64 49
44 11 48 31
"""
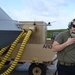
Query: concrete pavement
0 62 57 75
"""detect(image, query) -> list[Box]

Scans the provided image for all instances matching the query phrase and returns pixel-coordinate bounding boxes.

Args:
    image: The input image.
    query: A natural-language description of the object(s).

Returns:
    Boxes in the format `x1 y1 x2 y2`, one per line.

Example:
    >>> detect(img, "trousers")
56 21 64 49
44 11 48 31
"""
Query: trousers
57 63 75 75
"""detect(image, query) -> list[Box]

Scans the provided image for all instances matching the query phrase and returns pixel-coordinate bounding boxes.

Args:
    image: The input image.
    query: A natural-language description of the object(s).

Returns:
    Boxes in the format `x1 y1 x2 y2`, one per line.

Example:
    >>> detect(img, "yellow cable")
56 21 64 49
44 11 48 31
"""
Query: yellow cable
0 31 25 69
0 32 26 63
0 46 9 56
1 30 32 75
0 46 9 62
0 32 26 56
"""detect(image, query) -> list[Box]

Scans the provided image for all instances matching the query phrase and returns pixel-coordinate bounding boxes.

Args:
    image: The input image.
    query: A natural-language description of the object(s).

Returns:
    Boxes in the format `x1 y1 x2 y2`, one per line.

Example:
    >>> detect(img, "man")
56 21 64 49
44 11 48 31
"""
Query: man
52 19 75 75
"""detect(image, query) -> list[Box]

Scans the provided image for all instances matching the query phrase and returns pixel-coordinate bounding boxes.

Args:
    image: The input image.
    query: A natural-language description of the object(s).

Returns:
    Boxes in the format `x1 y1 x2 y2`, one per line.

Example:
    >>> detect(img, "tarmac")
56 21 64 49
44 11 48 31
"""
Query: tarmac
0 62 57 75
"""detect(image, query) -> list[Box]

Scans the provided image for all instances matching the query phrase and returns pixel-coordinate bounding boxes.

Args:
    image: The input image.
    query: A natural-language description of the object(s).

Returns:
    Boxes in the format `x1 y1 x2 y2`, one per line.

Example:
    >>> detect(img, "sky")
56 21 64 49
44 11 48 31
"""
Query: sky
0 0 75 30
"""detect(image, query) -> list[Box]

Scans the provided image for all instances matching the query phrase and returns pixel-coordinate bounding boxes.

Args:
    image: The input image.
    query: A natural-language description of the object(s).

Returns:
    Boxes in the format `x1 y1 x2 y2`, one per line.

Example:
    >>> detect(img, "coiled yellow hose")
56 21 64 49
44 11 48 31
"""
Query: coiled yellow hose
0 32 26 56
1 30 32 75
0 32 26 63
0 46 9 62
0 46 9 56
0 31 25 69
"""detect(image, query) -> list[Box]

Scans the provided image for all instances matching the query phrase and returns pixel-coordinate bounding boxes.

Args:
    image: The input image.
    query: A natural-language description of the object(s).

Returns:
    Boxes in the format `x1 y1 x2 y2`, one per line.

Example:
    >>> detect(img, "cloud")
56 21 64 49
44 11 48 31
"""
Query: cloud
22 0 68 18
1 0 68 20
1 0 75 29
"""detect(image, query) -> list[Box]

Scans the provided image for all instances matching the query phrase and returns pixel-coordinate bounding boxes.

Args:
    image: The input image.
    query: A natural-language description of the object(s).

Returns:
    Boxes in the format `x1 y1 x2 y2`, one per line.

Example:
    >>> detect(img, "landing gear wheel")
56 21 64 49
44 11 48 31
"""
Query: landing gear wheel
28 63 46 75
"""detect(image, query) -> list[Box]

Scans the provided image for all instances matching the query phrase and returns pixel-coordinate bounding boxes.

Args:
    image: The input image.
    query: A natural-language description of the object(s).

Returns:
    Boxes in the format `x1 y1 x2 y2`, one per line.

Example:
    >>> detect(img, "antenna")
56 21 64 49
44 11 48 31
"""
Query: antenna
49 21 57 26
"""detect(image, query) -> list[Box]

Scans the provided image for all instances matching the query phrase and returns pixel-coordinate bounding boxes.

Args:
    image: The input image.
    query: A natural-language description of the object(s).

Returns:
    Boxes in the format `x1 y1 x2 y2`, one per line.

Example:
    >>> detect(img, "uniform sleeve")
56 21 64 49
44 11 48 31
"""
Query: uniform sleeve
55 32 63 44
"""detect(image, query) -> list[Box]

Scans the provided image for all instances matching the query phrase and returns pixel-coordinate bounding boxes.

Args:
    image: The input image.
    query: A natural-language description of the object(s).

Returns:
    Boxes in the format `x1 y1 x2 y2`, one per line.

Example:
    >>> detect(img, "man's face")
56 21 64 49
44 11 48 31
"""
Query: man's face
71 21 75 33
73 21 75 25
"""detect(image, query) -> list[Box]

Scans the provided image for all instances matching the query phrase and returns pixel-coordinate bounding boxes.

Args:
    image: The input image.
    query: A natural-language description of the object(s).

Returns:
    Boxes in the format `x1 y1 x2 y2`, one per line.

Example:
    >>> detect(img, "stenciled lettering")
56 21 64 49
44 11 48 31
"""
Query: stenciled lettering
43 44 52 49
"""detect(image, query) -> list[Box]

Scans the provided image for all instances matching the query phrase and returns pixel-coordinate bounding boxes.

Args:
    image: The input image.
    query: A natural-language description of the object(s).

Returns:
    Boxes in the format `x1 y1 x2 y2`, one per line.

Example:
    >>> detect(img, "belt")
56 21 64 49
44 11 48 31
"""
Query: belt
58 61 75 66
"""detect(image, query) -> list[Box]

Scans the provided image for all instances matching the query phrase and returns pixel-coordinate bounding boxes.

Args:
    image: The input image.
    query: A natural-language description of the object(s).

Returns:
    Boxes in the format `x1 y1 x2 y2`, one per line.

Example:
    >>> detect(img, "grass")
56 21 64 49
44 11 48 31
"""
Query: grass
47 29 67 38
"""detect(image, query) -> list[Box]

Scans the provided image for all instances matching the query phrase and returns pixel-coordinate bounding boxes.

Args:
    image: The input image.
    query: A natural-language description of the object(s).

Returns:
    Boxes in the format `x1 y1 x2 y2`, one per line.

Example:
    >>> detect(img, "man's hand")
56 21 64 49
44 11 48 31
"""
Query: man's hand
66 37 75 46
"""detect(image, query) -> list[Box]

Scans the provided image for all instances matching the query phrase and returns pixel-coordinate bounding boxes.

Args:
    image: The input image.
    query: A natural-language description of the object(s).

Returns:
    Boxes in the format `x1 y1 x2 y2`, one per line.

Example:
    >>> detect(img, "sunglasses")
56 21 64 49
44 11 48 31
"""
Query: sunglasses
72 24 75 28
